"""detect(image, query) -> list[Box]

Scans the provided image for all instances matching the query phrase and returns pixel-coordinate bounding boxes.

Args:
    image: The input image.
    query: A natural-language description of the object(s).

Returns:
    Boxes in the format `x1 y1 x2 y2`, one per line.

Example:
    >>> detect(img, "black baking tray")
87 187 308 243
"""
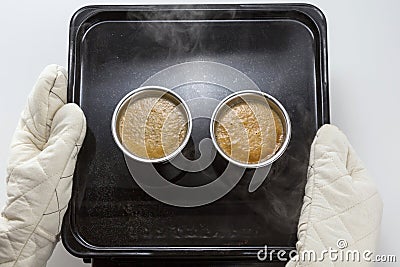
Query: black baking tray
62 4 329 263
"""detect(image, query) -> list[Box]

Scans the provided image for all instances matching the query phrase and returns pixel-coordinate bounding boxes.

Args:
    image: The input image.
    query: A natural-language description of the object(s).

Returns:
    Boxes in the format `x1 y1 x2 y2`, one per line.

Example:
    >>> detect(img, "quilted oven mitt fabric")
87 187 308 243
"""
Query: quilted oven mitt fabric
0 65 86 267
286 125 383 266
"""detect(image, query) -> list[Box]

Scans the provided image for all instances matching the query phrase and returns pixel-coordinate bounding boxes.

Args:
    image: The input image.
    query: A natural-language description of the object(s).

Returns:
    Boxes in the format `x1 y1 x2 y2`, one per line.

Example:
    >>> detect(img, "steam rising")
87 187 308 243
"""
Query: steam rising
127 8 237 53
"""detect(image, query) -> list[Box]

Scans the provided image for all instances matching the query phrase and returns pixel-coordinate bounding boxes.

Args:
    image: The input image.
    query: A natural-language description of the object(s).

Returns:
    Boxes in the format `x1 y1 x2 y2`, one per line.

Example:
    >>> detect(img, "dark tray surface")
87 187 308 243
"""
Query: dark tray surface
62 4 329 259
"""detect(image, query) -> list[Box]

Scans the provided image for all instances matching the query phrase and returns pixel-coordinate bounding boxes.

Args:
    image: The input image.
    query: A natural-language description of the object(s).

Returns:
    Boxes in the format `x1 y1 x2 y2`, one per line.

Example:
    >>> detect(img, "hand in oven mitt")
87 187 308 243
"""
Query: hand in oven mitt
0 65 86 267
286 125 383 266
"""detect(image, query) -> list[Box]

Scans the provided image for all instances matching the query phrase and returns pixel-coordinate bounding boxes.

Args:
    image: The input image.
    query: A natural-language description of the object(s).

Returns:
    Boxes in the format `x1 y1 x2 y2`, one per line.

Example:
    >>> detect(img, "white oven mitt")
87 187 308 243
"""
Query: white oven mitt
0 65 86 267
286 125 383 266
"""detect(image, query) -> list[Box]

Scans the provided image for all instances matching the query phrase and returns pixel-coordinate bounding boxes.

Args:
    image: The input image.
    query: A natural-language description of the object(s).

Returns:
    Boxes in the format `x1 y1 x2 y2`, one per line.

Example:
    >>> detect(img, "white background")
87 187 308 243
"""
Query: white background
0 0 399 266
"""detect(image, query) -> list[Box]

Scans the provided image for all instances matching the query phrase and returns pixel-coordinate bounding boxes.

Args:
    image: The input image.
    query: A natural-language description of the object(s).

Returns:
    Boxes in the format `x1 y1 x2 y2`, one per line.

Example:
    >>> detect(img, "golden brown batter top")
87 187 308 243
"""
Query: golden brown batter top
120 95 188 159
215 99 284 164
